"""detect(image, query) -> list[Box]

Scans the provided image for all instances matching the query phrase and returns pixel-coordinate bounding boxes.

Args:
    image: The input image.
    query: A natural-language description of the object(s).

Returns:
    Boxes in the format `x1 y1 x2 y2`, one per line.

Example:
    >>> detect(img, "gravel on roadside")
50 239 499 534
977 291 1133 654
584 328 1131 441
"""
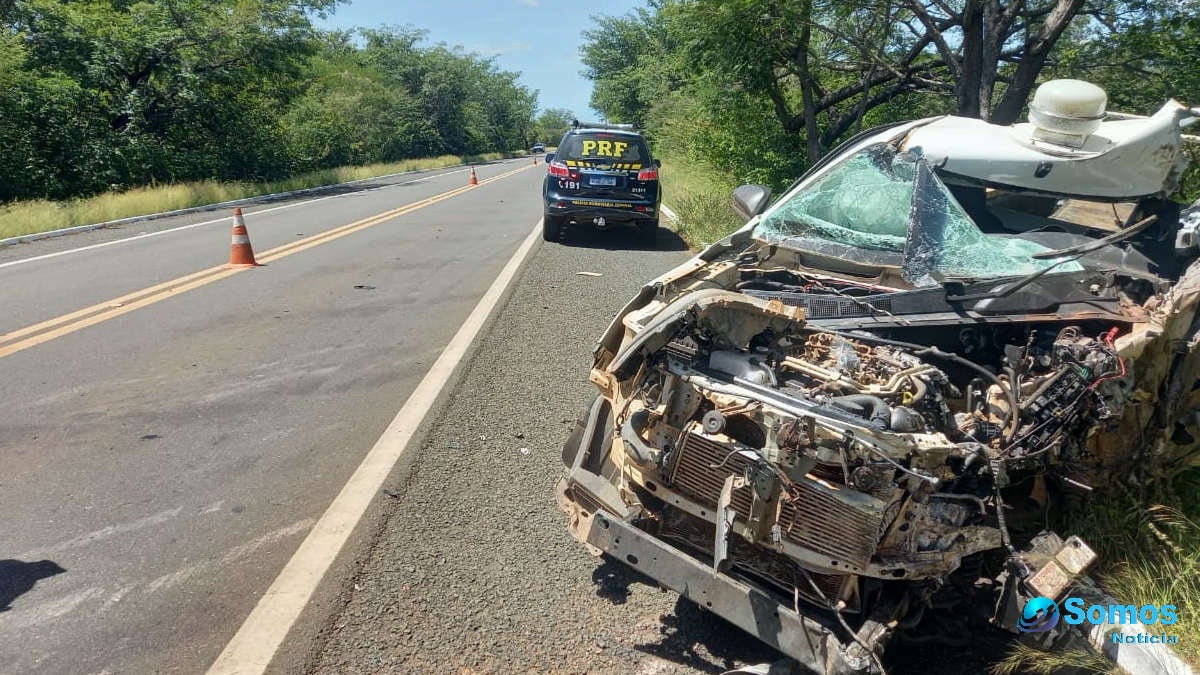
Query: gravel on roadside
306 224 1012 675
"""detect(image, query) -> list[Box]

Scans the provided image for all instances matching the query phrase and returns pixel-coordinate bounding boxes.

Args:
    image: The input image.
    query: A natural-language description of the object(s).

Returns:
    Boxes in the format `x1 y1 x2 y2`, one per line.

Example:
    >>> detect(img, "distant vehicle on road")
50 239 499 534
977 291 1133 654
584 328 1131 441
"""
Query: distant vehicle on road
542 120 661 243
532 143 545 153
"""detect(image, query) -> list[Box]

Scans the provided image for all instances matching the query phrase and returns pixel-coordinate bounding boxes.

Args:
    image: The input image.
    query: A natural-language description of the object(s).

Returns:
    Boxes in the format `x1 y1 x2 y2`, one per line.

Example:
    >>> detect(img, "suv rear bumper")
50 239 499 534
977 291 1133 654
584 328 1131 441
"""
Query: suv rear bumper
544 191 658 224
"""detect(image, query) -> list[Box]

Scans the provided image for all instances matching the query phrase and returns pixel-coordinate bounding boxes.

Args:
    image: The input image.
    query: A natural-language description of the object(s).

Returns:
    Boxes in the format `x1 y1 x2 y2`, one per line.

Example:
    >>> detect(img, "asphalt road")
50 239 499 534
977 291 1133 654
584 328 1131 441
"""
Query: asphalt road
304 224 751 674
0 158 544 674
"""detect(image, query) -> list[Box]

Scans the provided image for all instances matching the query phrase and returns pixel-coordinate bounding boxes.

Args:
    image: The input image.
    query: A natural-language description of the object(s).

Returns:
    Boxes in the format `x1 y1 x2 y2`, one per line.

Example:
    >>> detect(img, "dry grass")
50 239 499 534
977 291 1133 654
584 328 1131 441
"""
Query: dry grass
989 642 1117 675
1003 470 1200 672
0 152 512 239
658 157 743 248
1097 502 1200 665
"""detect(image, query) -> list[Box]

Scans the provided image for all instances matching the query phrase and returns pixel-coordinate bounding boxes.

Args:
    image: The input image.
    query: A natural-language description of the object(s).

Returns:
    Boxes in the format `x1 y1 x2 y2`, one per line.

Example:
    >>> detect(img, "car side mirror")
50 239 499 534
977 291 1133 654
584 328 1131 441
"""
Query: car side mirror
544 153 555 163
653 158 662 168
732 184 772 221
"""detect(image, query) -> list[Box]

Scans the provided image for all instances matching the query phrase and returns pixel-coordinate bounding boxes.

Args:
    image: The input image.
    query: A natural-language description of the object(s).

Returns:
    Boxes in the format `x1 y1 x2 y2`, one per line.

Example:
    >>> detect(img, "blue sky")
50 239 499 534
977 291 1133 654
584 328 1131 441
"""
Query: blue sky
317 0 648 120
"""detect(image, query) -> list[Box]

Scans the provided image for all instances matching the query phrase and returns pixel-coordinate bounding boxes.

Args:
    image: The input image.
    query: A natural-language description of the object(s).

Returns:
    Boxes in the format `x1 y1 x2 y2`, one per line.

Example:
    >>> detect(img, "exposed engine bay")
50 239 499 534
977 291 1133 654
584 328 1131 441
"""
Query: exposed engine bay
560 284 1125 671
557 84 1200 673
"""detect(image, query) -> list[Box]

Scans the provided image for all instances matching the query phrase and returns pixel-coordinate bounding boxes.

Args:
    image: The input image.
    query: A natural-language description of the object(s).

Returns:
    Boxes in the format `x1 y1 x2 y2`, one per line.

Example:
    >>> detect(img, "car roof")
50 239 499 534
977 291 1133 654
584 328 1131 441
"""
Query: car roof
567 128 644 138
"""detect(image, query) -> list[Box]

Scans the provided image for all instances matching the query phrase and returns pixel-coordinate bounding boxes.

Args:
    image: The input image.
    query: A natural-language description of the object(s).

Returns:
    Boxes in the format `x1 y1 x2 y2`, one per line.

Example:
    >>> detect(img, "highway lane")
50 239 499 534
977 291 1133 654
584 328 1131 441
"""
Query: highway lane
0 160 525 336
0 158 543 674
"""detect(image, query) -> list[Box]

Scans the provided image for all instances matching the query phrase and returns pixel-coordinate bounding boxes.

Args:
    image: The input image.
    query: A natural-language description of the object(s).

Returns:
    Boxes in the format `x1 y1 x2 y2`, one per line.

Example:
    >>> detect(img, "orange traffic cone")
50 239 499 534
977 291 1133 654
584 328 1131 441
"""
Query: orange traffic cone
469 167 479 186
532 155 537 166
225 207 261 268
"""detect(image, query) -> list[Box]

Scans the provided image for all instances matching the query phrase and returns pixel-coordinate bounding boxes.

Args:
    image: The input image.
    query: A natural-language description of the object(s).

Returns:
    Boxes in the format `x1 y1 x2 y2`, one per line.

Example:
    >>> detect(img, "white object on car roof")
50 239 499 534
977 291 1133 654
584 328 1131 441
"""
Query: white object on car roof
1028 79 1108 148
902 81 1200 200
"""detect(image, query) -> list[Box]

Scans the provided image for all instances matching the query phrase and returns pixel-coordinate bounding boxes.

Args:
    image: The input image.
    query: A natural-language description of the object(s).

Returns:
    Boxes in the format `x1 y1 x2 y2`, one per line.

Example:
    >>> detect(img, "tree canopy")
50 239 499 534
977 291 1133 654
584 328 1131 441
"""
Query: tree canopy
0 2 544 202
583 0 1200 190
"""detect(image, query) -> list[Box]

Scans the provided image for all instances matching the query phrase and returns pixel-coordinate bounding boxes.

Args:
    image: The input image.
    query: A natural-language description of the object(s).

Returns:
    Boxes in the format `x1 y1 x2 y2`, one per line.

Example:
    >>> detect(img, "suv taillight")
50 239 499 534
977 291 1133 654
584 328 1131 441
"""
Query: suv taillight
548 161 570 178
637 166 658 181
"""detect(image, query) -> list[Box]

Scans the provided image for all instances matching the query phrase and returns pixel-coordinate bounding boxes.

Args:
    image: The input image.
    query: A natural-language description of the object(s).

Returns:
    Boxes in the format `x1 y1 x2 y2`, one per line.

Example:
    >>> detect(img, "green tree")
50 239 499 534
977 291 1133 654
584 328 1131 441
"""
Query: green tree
533 108 575 145
359 27 536 155
667 0 1098 161
1 0 333 199
582 0 1199 189
0 8 541 202
580 3 678 129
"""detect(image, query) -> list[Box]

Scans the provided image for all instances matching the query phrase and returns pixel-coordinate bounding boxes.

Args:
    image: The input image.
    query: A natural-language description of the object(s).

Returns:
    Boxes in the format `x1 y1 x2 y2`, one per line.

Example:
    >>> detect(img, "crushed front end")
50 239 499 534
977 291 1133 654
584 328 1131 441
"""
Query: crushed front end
556 88 1200 671
558 288 1124 671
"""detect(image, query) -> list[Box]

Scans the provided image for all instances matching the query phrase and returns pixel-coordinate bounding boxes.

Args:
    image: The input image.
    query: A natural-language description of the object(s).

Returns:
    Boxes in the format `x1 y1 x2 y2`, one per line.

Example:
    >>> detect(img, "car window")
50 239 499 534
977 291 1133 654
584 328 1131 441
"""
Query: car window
754 143 1082 281
556 133 646 163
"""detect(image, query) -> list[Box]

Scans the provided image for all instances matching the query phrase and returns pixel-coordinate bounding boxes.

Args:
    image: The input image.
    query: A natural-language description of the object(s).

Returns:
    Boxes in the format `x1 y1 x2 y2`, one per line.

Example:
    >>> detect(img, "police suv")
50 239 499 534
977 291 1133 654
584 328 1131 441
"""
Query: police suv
542 121 661 242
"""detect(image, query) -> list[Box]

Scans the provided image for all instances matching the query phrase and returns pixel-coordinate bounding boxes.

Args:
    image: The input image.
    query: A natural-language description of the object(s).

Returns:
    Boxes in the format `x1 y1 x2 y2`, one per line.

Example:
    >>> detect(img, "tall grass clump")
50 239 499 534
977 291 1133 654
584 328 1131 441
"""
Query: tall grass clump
657 157 744 248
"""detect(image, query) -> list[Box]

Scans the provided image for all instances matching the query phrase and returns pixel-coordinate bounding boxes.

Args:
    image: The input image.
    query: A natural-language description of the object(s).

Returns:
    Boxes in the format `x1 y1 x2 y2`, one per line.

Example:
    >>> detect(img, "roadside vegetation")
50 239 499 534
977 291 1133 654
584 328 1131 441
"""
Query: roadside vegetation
0 1 576 236
584 1 1200 670
0 152 512 239
1061 469 1200 664
991 469 1200 672
584 1 1200 244
656 159 740 247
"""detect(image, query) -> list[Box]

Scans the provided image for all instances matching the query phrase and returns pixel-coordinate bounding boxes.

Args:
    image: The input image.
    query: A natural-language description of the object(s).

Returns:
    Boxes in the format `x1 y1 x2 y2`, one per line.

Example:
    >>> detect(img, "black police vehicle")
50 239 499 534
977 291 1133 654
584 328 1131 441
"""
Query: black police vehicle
542 121 661 242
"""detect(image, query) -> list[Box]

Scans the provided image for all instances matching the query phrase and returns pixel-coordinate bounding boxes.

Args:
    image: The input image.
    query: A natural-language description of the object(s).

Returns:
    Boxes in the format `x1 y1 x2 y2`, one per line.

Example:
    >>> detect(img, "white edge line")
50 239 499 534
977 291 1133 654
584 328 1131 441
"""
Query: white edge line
660 203 679 224
0 166 487 272
0 157 526 248
206 218 544 675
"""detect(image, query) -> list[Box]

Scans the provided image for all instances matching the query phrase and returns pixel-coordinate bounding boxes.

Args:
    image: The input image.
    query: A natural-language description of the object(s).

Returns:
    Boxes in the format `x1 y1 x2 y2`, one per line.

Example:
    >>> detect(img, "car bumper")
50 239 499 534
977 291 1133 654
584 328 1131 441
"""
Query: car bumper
555 396 880 674
544 193 658 223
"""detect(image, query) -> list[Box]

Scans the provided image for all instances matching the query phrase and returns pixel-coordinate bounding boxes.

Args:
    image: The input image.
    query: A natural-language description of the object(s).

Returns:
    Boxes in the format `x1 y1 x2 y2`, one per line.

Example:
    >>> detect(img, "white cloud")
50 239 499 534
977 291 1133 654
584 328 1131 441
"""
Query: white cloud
516 0 540 6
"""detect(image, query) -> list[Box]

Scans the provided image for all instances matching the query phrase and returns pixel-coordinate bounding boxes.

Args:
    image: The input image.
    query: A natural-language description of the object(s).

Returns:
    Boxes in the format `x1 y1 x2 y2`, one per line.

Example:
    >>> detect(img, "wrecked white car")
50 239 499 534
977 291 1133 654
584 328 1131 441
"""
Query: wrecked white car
556 81 1200 672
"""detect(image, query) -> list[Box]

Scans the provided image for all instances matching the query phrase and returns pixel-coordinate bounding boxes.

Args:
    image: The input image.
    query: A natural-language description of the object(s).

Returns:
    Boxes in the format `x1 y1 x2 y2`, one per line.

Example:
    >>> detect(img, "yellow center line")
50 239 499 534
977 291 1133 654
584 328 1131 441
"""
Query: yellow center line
0 164 534 360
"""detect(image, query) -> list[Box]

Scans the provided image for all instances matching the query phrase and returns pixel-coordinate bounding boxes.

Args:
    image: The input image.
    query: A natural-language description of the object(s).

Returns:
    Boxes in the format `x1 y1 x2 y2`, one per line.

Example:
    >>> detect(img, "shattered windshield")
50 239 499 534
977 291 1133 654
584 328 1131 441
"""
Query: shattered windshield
754 144 1081 283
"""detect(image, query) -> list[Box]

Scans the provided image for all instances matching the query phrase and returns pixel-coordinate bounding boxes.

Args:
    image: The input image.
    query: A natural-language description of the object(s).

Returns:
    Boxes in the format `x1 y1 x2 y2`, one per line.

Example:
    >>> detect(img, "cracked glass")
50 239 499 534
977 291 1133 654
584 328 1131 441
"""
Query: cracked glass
753 144 1081 283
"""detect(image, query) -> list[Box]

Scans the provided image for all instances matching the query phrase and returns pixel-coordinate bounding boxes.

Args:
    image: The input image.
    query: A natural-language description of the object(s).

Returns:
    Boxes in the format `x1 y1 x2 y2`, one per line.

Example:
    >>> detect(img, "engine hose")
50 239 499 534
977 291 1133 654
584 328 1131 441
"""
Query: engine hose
735 279 797 291
621 410 659 467
828 394 891 430
822 329 1020 444
908 375 928 404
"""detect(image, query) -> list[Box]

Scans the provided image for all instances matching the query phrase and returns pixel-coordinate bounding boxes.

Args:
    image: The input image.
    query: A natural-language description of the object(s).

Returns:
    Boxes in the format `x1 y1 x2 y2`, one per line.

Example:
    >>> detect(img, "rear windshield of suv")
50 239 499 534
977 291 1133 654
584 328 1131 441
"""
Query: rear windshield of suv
557 133 647 163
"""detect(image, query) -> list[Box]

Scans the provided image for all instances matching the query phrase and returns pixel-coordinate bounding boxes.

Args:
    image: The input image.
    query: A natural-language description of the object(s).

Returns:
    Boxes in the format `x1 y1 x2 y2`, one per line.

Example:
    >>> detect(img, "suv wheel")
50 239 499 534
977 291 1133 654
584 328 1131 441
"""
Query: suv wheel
543 215 565 242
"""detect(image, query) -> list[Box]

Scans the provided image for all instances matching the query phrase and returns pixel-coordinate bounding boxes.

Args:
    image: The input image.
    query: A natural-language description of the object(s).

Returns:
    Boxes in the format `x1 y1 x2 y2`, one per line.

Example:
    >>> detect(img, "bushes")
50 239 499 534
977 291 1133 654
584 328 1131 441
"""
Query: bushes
0 152 510 239
0 4 538 205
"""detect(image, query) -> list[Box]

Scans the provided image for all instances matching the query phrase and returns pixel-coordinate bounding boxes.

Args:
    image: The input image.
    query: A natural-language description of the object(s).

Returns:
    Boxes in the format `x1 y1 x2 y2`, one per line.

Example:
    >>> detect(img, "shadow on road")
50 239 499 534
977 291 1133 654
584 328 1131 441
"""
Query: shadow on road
556 224 690 252
591 555 658 605
590 557 782 673
632 596 784 674
0 559 66 611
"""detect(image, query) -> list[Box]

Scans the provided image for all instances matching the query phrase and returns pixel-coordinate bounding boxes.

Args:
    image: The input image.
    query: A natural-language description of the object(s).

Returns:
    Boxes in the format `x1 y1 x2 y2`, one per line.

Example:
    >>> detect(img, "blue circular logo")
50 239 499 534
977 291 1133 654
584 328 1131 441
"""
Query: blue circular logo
1018 596 1060 633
